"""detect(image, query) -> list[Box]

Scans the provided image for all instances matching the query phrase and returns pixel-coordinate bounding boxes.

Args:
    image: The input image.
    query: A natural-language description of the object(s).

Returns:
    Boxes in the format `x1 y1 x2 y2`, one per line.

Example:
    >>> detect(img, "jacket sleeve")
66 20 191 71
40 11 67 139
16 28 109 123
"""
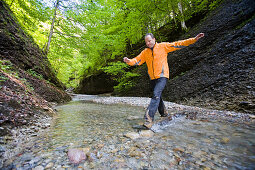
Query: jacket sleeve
164 38 197 53
127 50 146 66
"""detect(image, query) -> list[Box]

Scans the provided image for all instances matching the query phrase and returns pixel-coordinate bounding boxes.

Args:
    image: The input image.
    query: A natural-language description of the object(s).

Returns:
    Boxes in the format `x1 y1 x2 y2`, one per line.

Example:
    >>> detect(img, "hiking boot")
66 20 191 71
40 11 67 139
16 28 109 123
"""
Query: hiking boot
143 110 153 129
160 108 168 117
143 120 153 129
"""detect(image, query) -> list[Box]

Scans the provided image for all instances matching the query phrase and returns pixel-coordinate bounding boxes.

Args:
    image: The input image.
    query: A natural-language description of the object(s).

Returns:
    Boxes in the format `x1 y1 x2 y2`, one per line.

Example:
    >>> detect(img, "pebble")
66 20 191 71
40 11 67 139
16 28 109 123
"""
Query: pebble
124 132 140 140
45 162 54 169
221 137 230 144
127 115 140 120
139 130 154 137
249 114 255 119
33 165 44 170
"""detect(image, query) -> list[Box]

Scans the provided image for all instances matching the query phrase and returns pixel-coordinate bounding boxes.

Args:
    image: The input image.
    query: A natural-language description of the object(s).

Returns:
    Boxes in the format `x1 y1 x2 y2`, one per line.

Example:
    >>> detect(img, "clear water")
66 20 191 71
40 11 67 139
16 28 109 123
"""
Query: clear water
5 99 255 169
49 101 144 147
44 100 255 169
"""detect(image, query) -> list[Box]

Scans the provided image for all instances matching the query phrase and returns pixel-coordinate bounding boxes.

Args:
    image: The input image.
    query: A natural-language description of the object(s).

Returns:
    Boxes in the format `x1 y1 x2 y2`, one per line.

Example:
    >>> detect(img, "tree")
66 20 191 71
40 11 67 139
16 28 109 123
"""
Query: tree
45 0 60 54
178 0 187 30
4 0 221 88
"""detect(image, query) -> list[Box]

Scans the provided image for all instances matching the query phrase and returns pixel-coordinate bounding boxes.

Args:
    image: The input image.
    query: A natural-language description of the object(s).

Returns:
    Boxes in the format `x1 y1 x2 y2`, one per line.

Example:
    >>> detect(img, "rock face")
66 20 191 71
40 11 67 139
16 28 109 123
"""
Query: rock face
123 0 255 114
0 1 63 89
75 72 117 95
0 1 71 102
0 1 71 135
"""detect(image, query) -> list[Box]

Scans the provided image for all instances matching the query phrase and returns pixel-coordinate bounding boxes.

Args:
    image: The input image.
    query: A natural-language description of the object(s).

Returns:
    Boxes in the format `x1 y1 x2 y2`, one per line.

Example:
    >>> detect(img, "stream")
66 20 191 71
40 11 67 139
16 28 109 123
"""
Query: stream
2 95 255 169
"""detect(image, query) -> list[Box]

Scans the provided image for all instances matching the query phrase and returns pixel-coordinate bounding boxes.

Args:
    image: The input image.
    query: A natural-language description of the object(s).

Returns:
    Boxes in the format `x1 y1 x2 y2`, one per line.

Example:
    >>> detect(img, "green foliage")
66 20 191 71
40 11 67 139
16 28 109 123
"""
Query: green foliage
101 61 140 93
173 71 187 80
0 75 8 82
3 0 221 89
3 0 51 48
26 69 44 79
102 62 129 78
0 60 13 73
114 71 140 94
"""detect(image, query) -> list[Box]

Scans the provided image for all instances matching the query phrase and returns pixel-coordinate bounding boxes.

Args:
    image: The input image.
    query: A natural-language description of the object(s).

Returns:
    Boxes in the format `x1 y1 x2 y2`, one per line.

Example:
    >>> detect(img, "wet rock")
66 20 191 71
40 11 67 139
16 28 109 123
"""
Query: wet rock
0 145 6 152
20 152 33 162
29 157 41 167
96 143 104 149
124 132 140 140
81 147 90 155
111 149 118 154
33 165 44 170
127 116 140 120
139 130 154 138
67 148 87 164
45 162 54 169
239 101 255 110
42 123 51 129
173 148 185 153
220 137 230 144
248 114 255 119
128 147 142 157
87 153 98 162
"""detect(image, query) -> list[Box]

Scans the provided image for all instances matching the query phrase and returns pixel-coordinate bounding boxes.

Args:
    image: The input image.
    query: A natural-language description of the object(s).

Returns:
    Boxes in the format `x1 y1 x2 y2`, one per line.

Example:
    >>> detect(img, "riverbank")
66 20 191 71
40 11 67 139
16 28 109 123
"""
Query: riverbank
0 111 52 168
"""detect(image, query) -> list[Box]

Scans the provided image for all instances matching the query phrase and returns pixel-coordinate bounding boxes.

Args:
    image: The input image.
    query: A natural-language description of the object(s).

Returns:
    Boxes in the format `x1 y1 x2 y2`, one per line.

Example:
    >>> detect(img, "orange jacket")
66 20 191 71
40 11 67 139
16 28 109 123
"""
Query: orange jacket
127 38 197 80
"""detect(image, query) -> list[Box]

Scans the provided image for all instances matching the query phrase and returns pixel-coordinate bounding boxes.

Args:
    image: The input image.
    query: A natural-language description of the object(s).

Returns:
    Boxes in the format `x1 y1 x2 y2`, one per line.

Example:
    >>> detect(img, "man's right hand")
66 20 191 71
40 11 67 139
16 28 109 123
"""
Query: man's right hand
123 57 130 63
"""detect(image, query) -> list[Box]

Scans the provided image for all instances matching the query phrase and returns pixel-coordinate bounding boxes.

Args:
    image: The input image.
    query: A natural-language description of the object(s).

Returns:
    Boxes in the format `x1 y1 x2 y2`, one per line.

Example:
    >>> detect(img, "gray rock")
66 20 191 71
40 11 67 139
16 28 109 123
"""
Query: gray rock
33 165 44 170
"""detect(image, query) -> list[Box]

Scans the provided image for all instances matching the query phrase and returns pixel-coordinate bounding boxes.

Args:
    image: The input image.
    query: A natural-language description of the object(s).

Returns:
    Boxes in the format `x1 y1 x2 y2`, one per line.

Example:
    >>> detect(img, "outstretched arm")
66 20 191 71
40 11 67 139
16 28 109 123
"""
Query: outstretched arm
123 50 146 66
165 33 205 52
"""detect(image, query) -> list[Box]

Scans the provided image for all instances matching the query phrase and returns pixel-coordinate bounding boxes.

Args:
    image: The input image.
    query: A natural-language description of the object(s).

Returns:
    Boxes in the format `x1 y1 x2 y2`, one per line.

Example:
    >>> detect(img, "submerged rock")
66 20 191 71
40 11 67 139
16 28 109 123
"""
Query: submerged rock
124 130 154 140
67 148 87 164
139 130 154 138
124 132 140 140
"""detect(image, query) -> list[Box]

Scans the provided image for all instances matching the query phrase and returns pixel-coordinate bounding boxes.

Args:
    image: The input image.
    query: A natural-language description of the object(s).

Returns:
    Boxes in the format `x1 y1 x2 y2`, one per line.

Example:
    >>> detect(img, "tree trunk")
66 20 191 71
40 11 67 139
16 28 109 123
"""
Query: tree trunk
169 2 177 25
178 0 187 30
45 0 60 54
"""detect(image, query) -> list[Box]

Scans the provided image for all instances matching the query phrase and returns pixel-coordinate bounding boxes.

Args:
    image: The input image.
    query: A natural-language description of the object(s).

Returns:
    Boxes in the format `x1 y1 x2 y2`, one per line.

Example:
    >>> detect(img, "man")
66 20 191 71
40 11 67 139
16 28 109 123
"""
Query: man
123 33 204 128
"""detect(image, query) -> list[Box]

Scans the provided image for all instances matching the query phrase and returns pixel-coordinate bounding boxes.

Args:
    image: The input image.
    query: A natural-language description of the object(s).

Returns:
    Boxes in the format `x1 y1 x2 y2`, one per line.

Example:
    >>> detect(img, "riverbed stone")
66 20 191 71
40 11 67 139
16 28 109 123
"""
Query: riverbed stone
45 162 54 169
248 114 255 119
139 130 154 138
33 165 44 170
124 132 140 140
67 148 87 164
220 137 230 144
81 147 90 155
127 115 140 120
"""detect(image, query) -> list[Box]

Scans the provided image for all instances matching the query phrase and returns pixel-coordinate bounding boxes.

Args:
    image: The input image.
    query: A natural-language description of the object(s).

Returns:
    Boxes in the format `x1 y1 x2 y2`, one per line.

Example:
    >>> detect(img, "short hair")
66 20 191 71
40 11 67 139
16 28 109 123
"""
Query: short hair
145 33 155 39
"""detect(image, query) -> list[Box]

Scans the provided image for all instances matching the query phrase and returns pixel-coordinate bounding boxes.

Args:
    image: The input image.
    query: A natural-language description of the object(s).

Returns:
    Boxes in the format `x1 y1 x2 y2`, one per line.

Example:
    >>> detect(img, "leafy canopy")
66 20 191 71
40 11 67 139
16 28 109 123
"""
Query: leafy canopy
3 0 221 88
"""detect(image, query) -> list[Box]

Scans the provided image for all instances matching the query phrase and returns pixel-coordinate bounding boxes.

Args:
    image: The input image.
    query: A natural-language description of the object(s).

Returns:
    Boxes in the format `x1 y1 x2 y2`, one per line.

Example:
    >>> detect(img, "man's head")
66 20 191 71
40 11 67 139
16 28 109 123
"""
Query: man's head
145 33 156 49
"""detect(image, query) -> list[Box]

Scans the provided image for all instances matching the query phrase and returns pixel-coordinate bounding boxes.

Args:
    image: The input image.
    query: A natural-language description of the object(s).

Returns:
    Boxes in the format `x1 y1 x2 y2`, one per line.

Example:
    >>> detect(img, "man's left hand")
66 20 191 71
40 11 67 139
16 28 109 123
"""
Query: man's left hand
195 33 204 40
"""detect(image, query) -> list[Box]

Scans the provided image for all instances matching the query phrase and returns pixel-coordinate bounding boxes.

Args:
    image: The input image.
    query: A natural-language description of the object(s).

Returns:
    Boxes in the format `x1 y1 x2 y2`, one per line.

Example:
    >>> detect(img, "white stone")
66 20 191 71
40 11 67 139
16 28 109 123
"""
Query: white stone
139 130 154 138
32 166 44 170
124 132 140 140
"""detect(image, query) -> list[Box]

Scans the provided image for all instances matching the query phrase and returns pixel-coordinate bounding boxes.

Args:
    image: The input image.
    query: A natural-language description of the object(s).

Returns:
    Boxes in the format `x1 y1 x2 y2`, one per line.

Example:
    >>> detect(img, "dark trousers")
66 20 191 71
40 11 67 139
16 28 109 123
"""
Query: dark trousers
145 77 167 120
